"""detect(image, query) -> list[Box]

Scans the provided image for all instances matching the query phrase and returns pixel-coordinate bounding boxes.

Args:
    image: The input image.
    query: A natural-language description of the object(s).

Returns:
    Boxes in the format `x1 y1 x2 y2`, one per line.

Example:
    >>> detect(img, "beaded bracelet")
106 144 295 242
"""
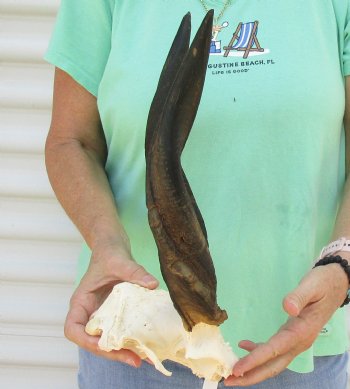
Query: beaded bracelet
313 255 350 307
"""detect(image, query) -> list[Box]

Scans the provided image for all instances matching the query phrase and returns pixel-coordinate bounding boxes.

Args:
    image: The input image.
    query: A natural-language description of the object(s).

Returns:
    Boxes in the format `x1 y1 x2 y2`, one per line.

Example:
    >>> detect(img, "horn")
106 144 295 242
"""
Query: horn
145 10 227 331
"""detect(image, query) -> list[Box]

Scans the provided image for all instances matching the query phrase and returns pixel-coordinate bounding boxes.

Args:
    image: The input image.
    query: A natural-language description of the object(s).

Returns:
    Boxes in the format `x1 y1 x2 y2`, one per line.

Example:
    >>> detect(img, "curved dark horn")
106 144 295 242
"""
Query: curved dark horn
145 12 191 153
145 10 227 331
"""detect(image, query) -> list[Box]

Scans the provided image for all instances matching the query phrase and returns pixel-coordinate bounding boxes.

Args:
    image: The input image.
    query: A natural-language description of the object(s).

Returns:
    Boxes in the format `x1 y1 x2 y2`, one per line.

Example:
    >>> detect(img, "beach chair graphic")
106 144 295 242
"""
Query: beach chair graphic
223 21 264 58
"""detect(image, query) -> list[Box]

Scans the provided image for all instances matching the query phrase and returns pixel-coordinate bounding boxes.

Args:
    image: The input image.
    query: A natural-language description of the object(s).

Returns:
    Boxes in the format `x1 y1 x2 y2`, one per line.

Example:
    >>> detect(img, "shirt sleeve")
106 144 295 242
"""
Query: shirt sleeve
44 0 114 96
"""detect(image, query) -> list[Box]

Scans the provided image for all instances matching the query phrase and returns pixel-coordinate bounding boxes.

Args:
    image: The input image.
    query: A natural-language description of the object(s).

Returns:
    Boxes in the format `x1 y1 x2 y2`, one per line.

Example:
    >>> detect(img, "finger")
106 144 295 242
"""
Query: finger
85 249 159 291
238 340 259 352
67 320 142 366
232 305 323 378
283 269 323 317
231 318 304 377
117 260 159 289
65 303 142 366
225 351 294 387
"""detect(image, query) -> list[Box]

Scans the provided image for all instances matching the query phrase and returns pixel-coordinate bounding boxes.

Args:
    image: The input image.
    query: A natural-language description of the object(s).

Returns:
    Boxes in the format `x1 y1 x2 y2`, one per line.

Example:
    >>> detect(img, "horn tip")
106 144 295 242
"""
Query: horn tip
203 9 214 26
183 12 191 21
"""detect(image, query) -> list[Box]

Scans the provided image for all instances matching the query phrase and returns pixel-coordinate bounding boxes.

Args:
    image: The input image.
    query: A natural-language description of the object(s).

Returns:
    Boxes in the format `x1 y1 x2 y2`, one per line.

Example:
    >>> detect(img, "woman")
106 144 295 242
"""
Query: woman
45 1 350 387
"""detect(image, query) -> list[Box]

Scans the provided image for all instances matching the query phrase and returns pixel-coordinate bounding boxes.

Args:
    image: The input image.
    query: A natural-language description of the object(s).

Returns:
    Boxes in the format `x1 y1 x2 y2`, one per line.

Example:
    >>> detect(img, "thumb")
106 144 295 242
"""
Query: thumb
283 274 318 317
120 259 159 289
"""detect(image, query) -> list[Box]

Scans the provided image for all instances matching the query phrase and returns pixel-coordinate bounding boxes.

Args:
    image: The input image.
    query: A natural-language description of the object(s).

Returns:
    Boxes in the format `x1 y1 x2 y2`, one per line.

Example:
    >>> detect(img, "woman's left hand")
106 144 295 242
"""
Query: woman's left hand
224 262 349 387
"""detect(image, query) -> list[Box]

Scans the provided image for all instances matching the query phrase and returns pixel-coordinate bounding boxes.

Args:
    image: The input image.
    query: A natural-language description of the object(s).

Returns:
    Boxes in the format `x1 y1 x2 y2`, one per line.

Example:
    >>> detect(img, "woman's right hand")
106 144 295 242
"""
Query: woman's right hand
64 239 159 367
47 69 158 366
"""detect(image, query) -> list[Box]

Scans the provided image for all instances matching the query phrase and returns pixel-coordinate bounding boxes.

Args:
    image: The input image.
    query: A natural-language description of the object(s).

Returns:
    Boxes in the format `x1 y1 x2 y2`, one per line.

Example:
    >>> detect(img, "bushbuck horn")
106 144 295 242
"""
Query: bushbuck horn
145 10 227 331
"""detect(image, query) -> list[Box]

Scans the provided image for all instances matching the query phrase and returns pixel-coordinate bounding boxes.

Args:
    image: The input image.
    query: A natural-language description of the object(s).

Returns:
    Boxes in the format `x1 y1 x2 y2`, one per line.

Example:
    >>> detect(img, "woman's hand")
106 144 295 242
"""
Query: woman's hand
64 240 158 367
224 263 348 386
46 69 159 366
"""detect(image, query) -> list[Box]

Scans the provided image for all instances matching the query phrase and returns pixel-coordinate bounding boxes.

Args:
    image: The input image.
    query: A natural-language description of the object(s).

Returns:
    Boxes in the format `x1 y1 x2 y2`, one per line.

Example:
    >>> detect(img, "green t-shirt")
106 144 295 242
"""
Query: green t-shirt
45 0 350 373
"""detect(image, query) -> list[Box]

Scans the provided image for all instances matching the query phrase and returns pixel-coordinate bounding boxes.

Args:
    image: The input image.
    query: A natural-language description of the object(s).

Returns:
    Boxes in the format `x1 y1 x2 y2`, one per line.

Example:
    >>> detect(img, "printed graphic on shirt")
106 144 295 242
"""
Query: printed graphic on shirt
208 19 276 77
210 20 269 58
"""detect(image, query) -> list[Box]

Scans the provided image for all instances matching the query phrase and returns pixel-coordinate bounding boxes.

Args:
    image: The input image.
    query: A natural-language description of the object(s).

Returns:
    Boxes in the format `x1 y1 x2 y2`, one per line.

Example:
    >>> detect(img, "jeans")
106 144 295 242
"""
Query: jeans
78 348 348 389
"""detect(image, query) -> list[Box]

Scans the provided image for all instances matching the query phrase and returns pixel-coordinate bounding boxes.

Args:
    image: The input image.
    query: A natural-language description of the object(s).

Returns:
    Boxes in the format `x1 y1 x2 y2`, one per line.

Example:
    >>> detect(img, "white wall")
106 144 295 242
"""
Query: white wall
0 1 81 387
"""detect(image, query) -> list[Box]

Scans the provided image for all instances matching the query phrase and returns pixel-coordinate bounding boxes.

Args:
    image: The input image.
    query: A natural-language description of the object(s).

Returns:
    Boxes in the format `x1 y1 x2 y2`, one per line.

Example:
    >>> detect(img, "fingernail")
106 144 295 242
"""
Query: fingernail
141 275 157 286
225 379 242 387
289 300 299 314
126 358 137 368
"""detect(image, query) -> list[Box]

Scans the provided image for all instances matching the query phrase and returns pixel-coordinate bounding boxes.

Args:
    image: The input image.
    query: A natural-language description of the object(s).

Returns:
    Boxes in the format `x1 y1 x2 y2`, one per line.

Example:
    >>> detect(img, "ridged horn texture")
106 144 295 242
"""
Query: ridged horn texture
145 10 227 331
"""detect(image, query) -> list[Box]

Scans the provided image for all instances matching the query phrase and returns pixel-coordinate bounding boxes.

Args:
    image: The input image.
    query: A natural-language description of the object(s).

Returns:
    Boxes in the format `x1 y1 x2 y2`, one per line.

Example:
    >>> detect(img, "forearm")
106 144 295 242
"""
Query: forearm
45 139 129 251
330 77 350 257
332 178 350 238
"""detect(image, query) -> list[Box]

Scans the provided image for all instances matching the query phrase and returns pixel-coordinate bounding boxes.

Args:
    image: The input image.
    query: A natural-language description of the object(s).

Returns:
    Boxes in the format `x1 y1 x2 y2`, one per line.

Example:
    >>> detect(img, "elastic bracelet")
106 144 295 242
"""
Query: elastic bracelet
318 237 350 259
313 255 350 307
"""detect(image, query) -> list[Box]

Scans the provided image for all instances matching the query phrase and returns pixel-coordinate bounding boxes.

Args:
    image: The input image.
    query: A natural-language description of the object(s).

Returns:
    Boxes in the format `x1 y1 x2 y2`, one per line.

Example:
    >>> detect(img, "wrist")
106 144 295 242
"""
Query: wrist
318 237 350 259
313 256 350 307
327 263 349 306
88 216 131 253
334 251 350 261
327 262 349 289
